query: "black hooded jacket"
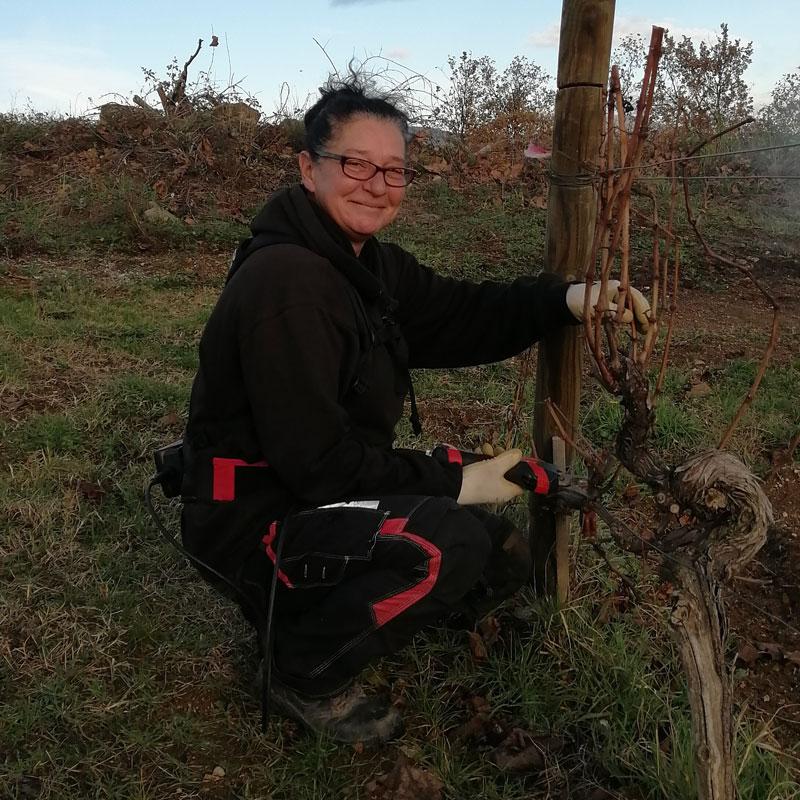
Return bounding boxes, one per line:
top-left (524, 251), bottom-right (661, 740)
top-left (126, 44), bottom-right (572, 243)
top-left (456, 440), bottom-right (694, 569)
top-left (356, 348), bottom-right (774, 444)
top-left (181, 185), bottom-right (577, 576)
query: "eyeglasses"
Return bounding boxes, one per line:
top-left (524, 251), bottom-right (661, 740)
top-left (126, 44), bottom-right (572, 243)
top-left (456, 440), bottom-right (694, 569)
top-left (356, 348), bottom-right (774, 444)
top-left (315, 150), bottom-right (417, 187)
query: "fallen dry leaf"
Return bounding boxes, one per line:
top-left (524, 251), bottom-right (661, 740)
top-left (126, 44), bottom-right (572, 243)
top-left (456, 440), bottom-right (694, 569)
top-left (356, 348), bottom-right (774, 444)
top-left (490, 728), bottom-right (563, 773)
top-left (158, 410), bottom-right (182, 428)
top-left (450, 694), bottom-right (498, 742)
top-left (737, 640), bottom-right (800, 667)
top-left (736, 641), bottom-right (759, 667)
top-left (367, 753), bottom-right (443, 800)
top-left (756, 641), bottom-right (785, 661)
top-left (76, 480), bottom-right (107, 503)
top-left (477, 615), bottom-right (501, 648)
top-left (197, 136), bottom-right (216, 166)
top-left (451, 713), bottom-right (487, 742)
top-left (622, 484), bottom-right (640, 503)
top-left (597, 593), bottom-right (626, 624)
top-left (467, 630), bottom-right (488, 662)
top-left (469, 695), bottom-right (491, 715)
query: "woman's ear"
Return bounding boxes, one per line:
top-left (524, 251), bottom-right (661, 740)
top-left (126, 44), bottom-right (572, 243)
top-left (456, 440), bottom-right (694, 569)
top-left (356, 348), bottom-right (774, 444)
top-left (298, 150), bottom-right (316, 193)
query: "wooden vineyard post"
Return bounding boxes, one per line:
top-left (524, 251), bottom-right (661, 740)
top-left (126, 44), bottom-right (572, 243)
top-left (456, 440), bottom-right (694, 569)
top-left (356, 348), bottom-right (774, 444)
top-left (530, 0), bottom-right (616, 597)
top-left (551, 436), bottom-right (570, 601)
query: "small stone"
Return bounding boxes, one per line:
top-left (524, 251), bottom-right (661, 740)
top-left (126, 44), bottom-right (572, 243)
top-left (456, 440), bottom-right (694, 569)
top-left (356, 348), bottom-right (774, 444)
top-left (212, 766), bottom-right (225, 778)
top-left (144, 201), bottom-right (181, 226)
top-left (763, 695), bottom-right (770, 703)
top-left (688, 381), bottom-right (712, 398)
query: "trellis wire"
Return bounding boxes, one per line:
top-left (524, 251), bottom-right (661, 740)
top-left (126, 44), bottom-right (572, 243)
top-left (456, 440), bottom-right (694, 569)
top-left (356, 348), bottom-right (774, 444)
top-left (606, 141), bottom-right (800, 174)
top-left (635, 174), bottom-right (800, 181)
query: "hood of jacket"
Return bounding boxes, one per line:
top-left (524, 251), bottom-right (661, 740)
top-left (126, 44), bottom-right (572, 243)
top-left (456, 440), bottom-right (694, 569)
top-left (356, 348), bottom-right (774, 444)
top-left (231, 185), bottom-right (392, 311)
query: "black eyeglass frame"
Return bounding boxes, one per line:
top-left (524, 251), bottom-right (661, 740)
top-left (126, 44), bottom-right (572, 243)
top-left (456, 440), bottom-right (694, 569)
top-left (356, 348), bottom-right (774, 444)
top-left (314, 150), bottom-right (418, 187)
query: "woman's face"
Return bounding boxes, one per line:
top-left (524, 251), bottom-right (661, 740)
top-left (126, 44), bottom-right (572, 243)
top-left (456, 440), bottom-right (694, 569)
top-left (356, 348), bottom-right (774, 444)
top-left (299, 114), bottom-right (407, 253)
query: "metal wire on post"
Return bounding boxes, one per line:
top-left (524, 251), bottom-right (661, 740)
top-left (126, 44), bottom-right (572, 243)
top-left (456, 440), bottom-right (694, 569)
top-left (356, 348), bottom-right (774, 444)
top-left (605, 140), bottom-right (800, 175)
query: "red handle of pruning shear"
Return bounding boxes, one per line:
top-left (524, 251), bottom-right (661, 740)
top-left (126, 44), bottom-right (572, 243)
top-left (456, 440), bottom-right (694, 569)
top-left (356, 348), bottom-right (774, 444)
top-left (428, 444), bottom-right (559, 496)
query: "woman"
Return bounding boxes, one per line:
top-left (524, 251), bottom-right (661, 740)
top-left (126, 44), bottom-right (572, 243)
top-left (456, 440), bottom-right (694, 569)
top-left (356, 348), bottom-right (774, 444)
top-left (181, 78), bottom-right (649, 745)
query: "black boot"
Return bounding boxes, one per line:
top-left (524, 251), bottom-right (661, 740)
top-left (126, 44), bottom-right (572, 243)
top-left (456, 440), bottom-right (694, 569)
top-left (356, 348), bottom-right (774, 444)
top-left (270, 677), bottom-right (404, 745)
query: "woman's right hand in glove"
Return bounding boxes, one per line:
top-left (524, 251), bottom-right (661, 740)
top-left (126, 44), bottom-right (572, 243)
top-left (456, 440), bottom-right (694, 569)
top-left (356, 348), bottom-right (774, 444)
top-left (457, 449), bottom-right (525, 506)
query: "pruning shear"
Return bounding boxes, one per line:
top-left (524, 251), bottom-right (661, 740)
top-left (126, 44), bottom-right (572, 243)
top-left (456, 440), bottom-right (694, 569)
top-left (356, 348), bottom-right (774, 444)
top-left (427, 444), bottom-right (592, 509)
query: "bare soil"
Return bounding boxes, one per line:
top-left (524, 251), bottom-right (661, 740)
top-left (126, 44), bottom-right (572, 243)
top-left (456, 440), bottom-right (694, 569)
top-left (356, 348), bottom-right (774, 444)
top-left (729, 462), bottom-right (800, 743)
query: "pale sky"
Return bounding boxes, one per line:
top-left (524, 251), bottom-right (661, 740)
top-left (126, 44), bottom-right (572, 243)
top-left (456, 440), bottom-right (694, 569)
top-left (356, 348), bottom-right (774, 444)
top-left (1, 0), bottom-right (795, 117)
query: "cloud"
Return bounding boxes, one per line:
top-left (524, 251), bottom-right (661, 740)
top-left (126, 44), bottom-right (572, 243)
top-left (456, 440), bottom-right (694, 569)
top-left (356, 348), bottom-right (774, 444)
top-left (528, 23), bottom-right (560, 48)
top-left (0, 40), bottom-right (137, 115)
top-left (612, 15), bottom-right (719, 45)
top-left (386, 48), bottom-right (411, 61)
top-left (528, 16), bottom-right (721, 51)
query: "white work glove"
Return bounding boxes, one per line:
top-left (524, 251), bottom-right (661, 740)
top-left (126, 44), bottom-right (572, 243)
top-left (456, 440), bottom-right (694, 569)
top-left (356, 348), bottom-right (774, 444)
top-left (457, 449), bottom-right (525, 506)
top-left (566, 280), bottom-right (650, 333)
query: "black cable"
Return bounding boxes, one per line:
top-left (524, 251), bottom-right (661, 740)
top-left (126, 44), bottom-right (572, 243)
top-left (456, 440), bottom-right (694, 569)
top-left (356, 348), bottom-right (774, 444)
top-left (261, 518), bottom-right (289, 732)
top-left (144, 472), bottom-right (284, 732)
top-left (145, 475), bottom-right (250, 599)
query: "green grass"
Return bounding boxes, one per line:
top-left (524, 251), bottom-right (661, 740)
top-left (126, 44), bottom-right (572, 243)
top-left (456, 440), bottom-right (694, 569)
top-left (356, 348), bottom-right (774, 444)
top-left (0, 177), bottom-right (249, 256)
top-left (389, 182), bottom-right (547, 282)
top-left (711, 359), bottom-right (800, 448)
top-left (12, 412), bottom-right (86, 454)
top-left (2, 182), bottom-right (799, 799)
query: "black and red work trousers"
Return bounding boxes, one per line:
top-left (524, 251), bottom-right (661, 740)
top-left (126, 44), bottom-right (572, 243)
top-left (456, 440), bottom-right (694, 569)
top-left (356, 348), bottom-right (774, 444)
top-left (247, 495), bottom-right (530, 697)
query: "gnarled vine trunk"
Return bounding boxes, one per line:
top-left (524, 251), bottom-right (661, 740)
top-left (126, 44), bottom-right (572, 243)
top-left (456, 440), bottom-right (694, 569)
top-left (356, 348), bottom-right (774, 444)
top-left (614, 362), bottom-right (774, 800)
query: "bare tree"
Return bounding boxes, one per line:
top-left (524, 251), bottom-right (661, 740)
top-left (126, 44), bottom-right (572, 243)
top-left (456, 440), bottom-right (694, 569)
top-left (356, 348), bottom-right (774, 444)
top-left (613, 24), bottom-right (754, 143)
top-left (436, 51), bottom-right (498, 138)
top-left (759, 65), bottom-right (800, 138)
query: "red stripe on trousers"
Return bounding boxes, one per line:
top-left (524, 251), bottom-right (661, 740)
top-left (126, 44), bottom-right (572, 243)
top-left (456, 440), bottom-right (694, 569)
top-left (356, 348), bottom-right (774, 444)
top-left (371, 516), bottom-right (442, 627)
top-left (212, 457), bottom-right (268, 502)
top-left (262, 520), bottom-right (294, 588)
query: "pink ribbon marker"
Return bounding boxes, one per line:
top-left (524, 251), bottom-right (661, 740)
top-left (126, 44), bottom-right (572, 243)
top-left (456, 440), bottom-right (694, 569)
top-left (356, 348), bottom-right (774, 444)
top-left (524, 142), bottom-right (552, 160)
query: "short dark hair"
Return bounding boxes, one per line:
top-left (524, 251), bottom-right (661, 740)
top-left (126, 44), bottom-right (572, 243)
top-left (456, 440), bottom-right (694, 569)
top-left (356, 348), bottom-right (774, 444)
top-left (303, 76), bottom-right (411, 155)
